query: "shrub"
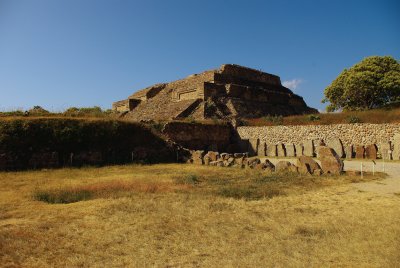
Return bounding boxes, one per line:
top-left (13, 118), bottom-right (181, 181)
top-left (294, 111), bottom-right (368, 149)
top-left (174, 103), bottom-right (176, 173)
top-left (307, 114), bottom-right (320, 121)
top-left (347, 115), bottom-right (362, 123)
top-left (28, 106), bottom-right (50, 115)
top-left (63, 106), bottom-right (110, 117)
top-left (263, 115), bottom-right (283, 125)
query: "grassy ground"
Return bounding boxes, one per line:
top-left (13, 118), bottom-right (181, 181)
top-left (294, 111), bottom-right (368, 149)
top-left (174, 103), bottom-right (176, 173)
top-left (0, 164), bottom-right (399, 267)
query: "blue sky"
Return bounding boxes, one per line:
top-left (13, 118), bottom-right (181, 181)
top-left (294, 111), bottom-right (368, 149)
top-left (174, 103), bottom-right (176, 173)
top-left (0, 0), bottom-right (399, 112)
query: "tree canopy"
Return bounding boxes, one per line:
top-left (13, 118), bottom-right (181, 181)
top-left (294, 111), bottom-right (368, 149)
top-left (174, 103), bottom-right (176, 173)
top-left (322, 56), bottom-right (400, 111)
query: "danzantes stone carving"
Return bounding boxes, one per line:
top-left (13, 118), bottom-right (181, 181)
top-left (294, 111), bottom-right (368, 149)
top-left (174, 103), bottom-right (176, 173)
top-left (113, 64), bottom-right (317, 121)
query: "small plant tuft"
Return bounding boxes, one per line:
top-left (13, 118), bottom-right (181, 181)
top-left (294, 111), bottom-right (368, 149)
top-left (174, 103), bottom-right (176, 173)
top-left (34, 189), bottom-right (92, 204)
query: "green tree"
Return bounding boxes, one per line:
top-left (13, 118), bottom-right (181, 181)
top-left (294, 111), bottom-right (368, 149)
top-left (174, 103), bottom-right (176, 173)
top-left (322, 56), bottom-right (400, 111)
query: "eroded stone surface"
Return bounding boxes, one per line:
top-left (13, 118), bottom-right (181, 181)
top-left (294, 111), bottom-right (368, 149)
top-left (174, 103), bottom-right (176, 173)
top-left (317, 146), bottom-right (343, 174)
top-left (313, 139), bottom-right (325, 158)
top-left (303, 140), bottom-right (314, 157)
top-left (191, 150), bottom-right (205, 165)
top-left (345, 145), bottom-right (353, 159)
top-left (296, 155), bottom-right (321, 175)
top-left (295, 144), bottom-right (303, 156)
top-left (277, 143), bottom-right (286, 157)
top-left (248, 139), bottom-right (259, 156)
top-left (257, 141), bottom-right (266, 157)
top-left (355, 146), bottom-right (365, 159)
top-left (380, 142), bottom-right (392, 160)
top-left (115, 64), bottom-right (317, 121)
top-left (285, 144), bottom-right (295, 157)
top-left (326, 138), bottom-right (344, 158)
top-left (266, 144), bottom-right (277, 157)
top-left (393, 134), bottom-right (400, 160)
top-left (365, 144), bottom-right (377, 159)
top-left (246, 158), bottom-right (261, 169)
top-left (275, 161), bottom-right (298, 173)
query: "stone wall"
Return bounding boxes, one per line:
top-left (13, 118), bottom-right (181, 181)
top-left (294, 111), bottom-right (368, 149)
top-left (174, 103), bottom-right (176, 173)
top-left (237, 123), bottom-right (400, 159)
top-left (0, 118), bottom-right (178, 171)
top-left (162, 121), bottom-right (233, 152)
top-left (237, 123), bottom-right (400, 146)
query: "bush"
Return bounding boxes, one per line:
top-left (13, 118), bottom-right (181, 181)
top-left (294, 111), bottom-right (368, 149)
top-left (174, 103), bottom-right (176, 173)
top-left (347, 115), bottom-right (362, 123)
top-left (262, 115), bottom-right (283, 125)
top-left (28, 106), bottom-right (50, 115)
top-left (63, 106), bottom-right (108, 117)
top-left (307, 114), bottom-right (320, 121)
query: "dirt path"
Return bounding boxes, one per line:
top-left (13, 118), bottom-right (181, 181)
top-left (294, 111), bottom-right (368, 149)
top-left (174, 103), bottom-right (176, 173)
top-left (343, 160), bottom-right (400, 195)
top-left (264, 158), bottom-right (400, 195)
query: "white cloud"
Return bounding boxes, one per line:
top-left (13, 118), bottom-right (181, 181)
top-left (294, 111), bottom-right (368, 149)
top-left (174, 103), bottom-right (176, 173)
top-left (282, 79), bottom-right (303, 91)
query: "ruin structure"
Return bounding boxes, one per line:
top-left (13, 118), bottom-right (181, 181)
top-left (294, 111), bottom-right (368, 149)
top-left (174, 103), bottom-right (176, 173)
top-left (113, 64), bottom-right (317, 120)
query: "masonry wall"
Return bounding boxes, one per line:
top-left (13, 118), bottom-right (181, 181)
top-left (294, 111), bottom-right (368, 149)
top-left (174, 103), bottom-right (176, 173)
top-left (237, 123), bottom-right (400, 147)
top-left (0, 118), bottom-right (178, 170)
top-left (162, 121), bottom-right (233, 152)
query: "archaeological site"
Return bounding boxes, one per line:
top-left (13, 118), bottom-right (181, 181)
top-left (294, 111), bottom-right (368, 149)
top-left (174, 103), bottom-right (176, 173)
top-left (1, 64), bottom-right (399, 172)
top-left (113, 64), bottom-right (317, 120)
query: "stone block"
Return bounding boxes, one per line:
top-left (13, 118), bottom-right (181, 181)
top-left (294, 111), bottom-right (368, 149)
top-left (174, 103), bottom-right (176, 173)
top-left (264, 159), bottom-right (275, 172)
top-left (234, 153), bottom-right (246, 158)
top-left (220, 153), bottom-right (230, 160)
top-left (393, 134), bottom-right (400, 160)
top-left (355, 146), bottom-right (365, 159)
top-left (303, 140), bottom-right (314, 157)
top-left (317, 146), bottom-right (344, 175)
top-left (210, 160), bottom-right (224, 167)
top-left (365, 144), bottom-right (377, 159)
top-left (296, 155), bottom-right (321, 175)
top-left (295, 144), bottom-right (303, 156)
top-left (326, 138), bottom-right (344, 158)
top-left (191, 150), bottom-right (205, 165)
top-left (248, 138), bottom-right (259, 156)
top-left (235, 156), bottom-right (247, 167)
top-left (257, 141), bottom-right (266, 157)
top-left (379, 142), bottom-right (392, 160)
top-left (277, 143), bottom-right (286, 157)
top-left (285, 144), bottom-right (296, 157)
top-left (313, 139), bottom-right (325, 158)
top-left (345, 145), bottom-right (353, 159)
top-left (224, 157), bottom-right (236, 167)
top-left (275, 161), bottom-right (298, 173)
top-left (204, 155), bottom-right (211, 165)
top-left (205, 151), bottom-right (220, 162)
top-left (246, 158), bottom-right (261, 169)
top-left (266, 144), bottom-right (277, 157)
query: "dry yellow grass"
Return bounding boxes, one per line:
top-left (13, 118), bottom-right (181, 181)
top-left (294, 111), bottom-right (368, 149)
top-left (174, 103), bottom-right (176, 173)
top-left (0, 164), bottom-right (399, 267)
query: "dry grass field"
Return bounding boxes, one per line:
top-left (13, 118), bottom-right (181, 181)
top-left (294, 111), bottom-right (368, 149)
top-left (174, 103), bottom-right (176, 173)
top-left (245, 105), bottom-right (400, 126)
top-left (0, 164), bottom-right (399, 267)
